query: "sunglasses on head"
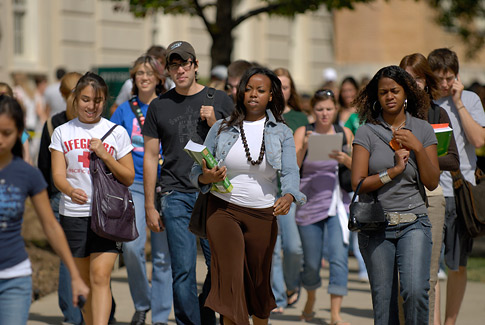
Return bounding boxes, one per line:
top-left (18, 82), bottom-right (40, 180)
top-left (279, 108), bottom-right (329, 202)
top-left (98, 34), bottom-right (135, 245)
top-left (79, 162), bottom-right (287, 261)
top-left (315, 89), bottom-right (334, 97)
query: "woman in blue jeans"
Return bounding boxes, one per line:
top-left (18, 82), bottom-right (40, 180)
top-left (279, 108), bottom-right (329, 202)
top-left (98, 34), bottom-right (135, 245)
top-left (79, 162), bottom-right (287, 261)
top-left (0, 95), bottom-right (89, 324)
top-left (352, 66), bottom-right (440, 324)
top-left (271, 67), bottom-right (308, 312)
top-left (293, 89), bottom-right (353, 324)
top-left (110, 54), bottom-right (173, 325)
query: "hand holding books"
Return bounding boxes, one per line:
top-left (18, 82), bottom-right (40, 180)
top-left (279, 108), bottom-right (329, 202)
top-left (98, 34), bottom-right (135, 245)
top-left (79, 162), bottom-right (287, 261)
top-left (184, 140), bottom-right (233, 193)
top-left (199, 158), bottom-right (227, 185)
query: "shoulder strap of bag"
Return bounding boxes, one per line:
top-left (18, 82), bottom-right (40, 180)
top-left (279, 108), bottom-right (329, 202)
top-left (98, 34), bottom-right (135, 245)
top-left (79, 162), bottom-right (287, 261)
top-left (352, 177), bottom-right (378, 203)
top-left (333, 123), bottom-right (347, 147)
top-left (47, 116), bottom-right (54, 137)
top-left (367, 123), bottom-right (428, 205)
top-left (204, 87), bottom-right (216, 106)
top-left (101, 125), bottom-right (118, 142)
top-left (128, 96), bottom-right (145, 128)
top-left (352, 178), bottom-right (365, 203)
top-left (305, 123), bottom-right (315, 132)
top-left (428, 103), bottom-right (441, 125)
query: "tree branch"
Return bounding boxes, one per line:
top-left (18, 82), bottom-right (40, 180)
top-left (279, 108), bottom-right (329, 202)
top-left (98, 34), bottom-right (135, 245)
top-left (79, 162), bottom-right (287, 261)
top-left (233, 3), bottom-right (283, 28)
top-left (192, 0), bottom-right (215, 37)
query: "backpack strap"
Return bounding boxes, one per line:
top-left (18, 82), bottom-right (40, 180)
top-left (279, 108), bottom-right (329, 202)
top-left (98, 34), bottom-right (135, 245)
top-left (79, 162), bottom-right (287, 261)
top-left (305, 123), bottom-right (315, 132)
top-left (428, 102), bottom-right (441, 124)
top-left (204, 87), bottom-right (216, 106)
top-left (333, 123), bottom-right (347, 148)
top-left (47, 116), bottom-right (54, 138)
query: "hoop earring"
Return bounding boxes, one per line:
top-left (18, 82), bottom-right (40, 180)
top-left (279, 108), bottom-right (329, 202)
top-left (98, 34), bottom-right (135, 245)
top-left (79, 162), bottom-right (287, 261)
top-left (424, 85), bottom-right (429, 94)
top-left (373, 101), bottom-right (380, 111)
top-left (404, 98), bottom-right (408, 110)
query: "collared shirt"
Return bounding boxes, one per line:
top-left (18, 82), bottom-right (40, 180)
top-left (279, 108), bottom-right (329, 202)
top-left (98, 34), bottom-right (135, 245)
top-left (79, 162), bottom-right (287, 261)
top-left (353, 112), bottom-right (437, 214)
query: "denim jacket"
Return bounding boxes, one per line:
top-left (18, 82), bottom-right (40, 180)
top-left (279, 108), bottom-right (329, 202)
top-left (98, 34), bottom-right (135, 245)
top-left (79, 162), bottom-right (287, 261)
top-left (190, 110), bottom-right (306, 205)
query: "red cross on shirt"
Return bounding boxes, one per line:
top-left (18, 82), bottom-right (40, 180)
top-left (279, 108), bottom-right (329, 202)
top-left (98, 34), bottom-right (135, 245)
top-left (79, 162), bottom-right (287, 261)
top-left (78, 151), bottom-right (90, 168)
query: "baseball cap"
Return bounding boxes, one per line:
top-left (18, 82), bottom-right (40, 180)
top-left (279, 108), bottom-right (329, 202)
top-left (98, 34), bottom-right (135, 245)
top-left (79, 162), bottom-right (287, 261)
top-left (166, 41), bottom-right (196, 62)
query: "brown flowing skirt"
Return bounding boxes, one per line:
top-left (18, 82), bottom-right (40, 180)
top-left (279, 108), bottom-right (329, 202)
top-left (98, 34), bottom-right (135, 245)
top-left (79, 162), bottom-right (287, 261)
top-left (205, 194), bottom-right (278, 325)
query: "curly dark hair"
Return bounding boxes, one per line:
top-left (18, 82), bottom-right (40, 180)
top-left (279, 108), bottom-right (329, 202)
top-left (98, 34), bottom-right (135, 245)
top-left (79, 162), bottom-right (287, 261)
top-left (219, 67), bottom-right (285, 132)
top-left (354, 65), bottom-right (429, 125)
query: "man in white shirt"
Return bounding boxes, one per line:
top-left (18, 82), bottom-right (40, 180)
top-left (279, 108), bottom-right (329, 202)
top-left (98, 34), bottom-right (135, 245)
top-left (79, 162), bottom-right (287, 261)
top-left (44, 68), bottom-right (66, 117)
top-left (428, 48), bottom-right (485, 325)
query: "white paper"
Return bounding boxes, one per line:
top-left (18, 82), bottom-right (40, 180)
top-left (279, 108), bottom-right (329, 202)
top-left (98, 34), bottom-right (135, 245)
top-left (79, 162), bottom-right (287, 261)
top-left (306, 133), bottom-right (343, 162)
top-left (184, 139), bottom-right (205, 153)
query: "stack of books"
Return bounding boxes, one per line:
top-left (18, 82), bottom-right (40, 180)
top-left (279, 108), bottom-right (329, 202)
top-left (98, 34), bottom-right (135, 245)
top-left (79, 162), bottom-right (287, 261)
top-left (432, 123), bottom-right (453, 157)
top-left (184, 140), bottom-right (233, 193)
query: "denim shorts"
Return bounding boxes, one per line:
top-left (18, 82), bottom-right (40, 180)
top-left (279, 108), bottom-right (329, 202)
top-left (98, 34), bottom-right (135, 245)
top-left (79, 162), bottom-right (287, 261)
top-left (60, 215), bottom-right (122, 257)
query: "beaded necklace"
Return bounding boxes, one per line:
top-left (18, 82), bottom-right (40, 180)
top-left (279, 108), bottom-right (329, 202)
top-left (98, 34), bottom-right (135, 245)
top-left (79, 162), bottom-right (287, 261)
top-left (239, 117), bottom-right (268, 166)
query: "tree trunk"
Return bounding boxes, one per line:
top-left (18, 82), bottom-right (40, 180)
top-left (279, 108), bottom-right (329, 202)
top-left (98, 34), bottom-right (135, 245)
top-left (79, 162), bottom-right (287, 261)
top-left (210, 0), bottom-right (235, 68)
top-left (210, 32), bottom-right (234, 68)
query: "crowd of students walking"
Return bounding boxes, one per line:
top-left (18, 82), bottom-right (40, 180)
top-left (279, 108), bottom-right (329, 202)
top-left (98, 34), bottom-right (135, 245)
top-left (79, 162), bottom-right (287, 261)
top-left (1, 41), bottom-right (484, 325)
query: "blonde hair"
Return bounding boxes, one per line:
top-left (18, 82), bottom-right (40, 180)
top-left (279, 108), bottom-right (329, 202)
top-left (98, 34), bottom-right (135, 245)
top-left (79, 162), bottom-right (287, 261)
top-left (0, 82), bottom-right (14, 97)
top-left (60, 72), bottom-right (82, 120)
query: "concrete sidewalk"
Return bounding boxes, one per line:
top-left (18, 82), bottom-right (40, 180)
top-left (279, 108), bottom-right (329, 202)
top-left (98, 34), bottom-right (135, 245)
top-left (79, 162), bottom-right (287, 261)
top-left (28, 255), bottom-right (485, 324)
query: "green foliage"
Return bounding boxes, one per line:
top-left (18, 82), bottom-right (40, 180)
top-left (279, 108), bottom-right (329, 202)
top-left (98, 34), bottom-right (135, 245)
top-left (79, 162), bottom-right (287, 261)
top-left (465, 257), bottom-right (485, 283)
top-left (428, 0), bottom-right (485, 58)
top-left (110, 0), bottom-right (485, 58)
top-left (111, 0), bottom-right (375, 18)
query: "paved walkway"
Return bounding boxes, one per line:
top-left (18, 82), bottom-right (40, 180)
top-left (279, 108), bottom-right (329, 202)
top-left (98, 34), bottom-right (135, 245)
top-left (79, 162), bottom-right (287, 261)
top-left (28, 255), bottom-right (485, 324)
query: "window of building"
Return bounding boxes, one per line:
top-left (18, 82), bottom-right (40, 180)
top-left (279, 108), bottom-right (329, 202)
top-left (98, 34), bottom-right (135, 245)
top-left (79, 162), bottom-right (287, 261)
top-left (13, 0), bottom-right (26, 55)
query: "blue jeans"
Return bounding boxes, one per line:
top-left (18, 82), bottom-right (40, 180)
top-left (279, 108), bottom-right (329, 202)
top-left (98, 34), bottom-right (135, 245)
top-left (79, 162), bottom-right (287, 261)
top-left (124, 181), bottom-right (173, 323)
top-left (358, 216), bottom-right (432, 325)
top-left (352, 232), bottom-right (368, 278)
top-left (0, 275), bottom-right (32, 325)
top-left (271, 203), bottom-right (303, 307)
top-left (298, 216), bottom-right (349, 296)
top-left (50, 192), bottom-right (83, 325)
top-left (160, 190), bottom-right (212, 325)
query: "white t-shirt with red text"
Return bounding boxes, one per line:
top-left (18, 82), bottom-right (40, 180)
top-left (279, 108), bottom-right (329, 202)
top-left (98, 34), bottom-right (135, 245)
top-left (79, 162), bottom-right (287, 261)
top-left (49, 117), bottom-right (133, 217)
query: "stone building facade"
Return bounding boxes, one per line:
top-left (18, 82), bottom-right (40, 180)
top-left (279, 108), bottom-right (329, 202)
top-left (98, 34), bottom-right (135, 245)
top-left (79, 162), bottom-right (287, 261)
top-left (1, 0), bottom-right (484, 95)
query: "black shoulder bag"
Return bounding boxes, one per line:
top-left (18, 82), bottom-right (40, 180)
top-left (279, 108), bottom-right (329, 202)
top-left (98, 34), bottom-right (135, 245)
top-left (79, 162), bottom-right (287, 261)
top-left (188, 87), bottom-right (216, 238)
top-left (348, 178), bottom-right (387, 232)
top-left (90, 125), bottom-right (138, 242)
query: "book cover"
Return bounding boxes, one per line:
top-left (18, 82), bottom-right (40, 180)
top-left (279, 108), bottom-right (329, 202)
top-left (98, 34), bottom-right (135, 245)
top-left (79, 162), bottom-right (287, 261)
top-left (184, 140), bottom-right (233, 193)
top-left (432, 123), bottom-right (452, 157)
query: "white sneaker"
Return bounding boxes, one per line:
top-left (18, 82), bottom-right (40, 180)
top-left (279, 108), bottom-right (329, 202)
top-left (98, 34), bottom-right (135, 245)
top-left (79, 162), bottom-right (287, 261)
top-left (438, 268), bottom-right (448, 280)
